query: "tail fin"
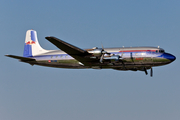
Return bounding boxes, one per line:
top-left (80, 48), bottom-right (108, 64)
top-left (23, 30), bottom-right (48, 57)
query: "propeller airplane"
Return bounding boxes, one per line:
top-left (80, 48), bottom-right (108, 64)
top-left (6, 30), bottom-right (176, 77)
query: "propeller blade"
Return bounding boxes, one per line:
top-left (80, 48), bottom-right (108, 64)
top-left (100, 54), bottom-right (104, 63)
top-left (121, 51), bottom-right (124, 57)
top-left (101, 42), bottom-right (104, 50)
top-left (121, 60), bottom-right (126, 70)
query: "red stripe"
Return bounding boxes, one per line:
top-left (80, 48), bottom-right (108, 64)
top-left (119, 50), bottom-right (156, 52)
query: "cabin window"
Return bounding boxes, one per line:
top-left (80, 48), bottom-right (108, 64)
top-left (141, 53), bottom-right (146, 56)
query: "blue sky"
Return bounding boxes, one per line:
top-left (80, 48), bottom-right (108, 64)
top-left (1, 0), bottom-right (180, 120)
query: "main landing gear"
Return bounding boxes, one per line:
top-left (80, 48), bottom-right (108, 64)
top-left (144, 67), bottom-right (153, 77)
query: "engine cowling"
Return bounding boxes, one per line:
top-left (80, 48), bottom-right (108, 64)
top-left (88, 48), bottom-right (104, 57)
top-left (103, 55), bottom-right (120, 62)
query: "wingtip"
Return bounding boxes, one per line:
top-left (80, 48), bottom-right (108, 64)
top-left (45, 36), bottom-right (53, 38)
top-left (45, 36), bottom-right (59, 42)
top-left (45, 36), bottom-right (53, 40)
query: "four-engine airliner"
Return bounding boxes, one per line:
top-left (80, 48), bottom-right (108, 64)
top-left (6, 30), bottom-right (176, 76)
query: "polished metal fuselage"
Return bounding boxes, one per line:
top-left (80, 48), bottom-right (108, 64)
top-left (25, 47), bottom-right (175, 71)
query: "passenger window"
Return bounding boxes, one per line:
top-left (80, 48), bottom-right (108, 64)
top-left (141, 53), bottom-right (145, 56)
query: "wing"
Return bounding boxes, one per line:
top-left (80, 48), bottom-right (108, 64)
top-left (45, 37), bottom-right (96, 65)
top-left (45, 37), bottom-right (88, 55)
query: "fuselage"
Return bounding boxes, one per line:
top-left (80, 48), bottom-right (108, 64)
top-left (26, 46), bottom-right (176, 71)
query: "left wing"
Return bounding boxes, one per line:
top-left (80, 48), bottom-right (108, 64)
top-left (45, 37), bottom-right (96, 65)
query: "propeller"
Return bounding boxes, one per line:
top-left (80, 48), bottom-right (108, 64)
top-left (119, 50), bottom-right (126, 70)
top-left (100, 43), bottom-right (109, 63)
top-left (100, 51), bottom-right (106, 63)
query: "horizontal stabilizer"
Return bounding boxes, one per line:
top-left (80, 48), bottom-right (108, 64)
top-left (5, 55), bottom-right (35, 61)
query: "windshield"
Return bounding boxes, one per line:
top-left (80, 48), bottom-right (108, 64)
top-left (159, 49), bottom-right (165, 53)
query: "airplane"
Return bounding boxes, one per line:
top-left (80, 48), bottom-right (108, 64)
top-left (5, 30), bottom-right (176, 77)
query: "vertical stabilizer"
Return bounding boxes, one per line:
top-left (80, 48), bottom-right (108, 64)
top-left (23, 30), bottom-right (48, 57)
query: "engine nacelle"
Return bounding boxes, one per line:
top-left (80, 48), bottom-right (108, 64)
top-left (88, 48), bottom-right (103, 57)
top-left (104, 55), bottom-right (120, 62)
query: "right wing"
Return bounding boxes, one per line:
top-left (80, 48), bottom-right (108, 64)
top-left (45, 36), bottom-right (89, 55)
top-left (45, 37), bottom-right (97, 65)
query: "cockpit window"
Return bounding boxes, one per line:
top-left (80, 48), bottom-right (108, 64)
top-left (159, 50), bottom-right (165, 53)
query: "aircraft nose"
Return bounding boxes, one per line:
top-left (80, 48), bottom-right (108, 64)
top-left (164, 53), bottom-right (176, 62)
